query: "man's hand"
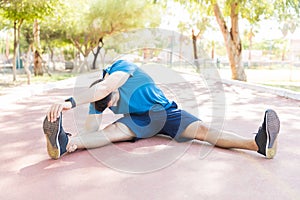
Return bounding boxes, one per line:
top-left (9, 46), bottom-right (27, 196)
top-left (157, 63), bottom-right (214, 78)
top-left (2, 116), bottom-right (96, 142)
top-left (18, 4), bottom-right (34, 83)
top-left (47, 101), bottom-right (72, 122)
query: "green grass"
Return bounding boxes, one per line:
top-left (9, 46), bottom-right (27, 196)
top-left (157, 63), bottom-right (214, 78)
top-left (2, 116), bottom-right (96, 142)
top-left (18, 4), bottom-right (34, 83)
top-left (0, 72), bottom-right (75, 94)
top-left (30, 73), bottom-right (75, 83)
top-left (263, 84), bottom-right (300, 92)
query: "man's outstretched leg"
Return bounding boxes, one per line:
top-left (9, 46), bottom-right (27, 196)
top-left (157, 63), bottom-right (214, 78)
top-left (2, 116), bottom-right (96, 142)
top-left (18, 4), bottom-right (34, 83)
top-left (43, 114), bottom-right (135, 159)
top-left (181, 109), bottom-right (280, 158)
top-left (67, 122), bottom-right (135, 150)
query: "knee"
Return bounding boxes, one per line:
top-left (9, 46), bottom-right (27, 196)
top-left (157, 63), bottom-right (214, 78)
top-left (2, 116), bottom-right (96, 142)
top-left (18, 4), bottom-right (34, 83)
top-left (103, 123), bottom-right (135, 142)
top-left (181, 121), bottom-right (208, 140)
top-left (195, 122), bottom-right (209, 140)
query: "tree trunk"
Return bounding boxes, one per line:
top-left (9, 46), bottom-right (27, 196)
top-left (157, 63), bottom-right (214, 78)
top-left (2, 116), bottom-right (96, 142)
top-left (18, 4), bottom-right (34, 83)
top-left (5, 33), bottom-right (10, 62)
top-left (12, 21), bottom-right (18, 82)
top-left (71, 38), bottom-right (90, 73)
top-left (192, 29), bottom-right (199, 71)
top-left (91, 37), bottom-right (104, 70)
top-left (92, 47), bottom-right (100, 70)
top-left (213, 3), bottom-right (247, 81)
top-left (49, 46), bottom-right (56, 71)
top-left (23, 44), bottom-right (33, 85)
top-left (282, 50), bottom-right (285, 61)
top-left (34, 50), bottom-right (43, 76)
top-left (33, 19), bottom-right (43, 76)
top-left (12, 20), bottom-right (24, 81)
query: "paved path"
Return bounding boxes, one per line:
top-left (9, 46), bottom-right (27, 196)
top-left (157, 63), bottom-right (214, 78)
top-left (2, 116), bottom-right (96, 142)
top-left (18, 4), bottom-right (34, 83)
top-left (0, 71), bottom-right (299, 200)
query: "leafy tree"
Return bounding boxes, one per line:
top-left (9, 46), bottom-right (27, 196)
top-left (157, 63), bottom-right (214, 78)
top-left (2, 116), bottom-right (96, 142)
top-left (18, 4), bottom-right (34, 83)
top-left (193, 0), bottom-right (300, 81)
top-left (38, 3), bottom-right (71, 71)
top-left (242, 24), bottom-right (259, 67)
top-left (0, 0), bottom-right (59, 82)
top-left (177, 1), bottom-right (212, 70)
top-left (62, 0), bottom-right (161, 72)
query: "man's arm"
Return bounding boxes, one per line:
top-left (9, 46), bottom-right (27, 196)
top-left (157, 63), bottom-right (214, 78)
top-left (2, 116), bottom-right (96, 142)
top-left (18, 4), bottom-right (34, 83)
top-left (47, 71), bottom-right (130, 122)
top-left (73, 71), bottom-right (129, 106)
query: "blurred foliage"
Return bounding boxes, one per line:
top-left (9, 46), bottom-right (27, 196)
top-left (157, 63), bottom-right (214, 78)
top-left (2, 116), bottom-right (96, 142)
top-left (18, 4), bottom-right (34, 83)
top-left (0, 0), bottom-right (162, 59)
top-left (0, 0), bottom-right (299, 64)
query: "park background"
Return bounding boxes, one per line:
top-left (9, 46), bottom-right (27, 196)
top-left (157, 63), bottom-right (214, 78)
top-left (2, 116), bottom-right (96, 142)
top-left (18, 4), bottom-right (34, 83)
top-left (0, 1), bottom-right (300, 200)
top-left (0, 0), bottom-right (300, 93)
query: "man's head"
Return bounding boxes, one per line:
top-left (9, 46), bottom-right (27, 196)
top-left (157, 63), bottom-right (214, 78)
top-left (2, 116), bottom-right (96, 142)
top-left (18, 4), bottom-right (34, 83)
top-left (89, 78), bottom-right (112, 112)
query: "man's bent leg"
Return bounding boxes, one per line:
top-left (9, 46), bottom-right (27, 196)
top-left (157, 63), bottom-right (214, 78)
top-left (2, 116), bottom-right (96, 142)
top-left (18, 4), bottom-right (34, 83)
top-left (181, 121), bottom-right (258, 151)
top-left (67, 122), bottom-right (135, 150)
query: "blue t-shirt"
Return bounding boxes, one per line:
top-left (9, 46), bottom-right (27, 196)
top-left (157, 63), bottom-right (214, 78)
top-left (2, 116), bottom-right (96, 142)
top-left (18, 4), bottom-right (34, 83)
top-left (89, 60), bottom-right (173, 114)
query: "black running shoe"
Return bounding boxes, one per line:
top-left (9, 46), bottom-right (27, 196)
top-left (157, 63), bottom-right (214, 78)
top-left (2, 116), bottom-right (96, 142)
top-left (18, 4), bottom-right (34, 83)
top-left (43, 113), bottom-right (69, 159)
top-left (255, 109), bottom-right (280, 159)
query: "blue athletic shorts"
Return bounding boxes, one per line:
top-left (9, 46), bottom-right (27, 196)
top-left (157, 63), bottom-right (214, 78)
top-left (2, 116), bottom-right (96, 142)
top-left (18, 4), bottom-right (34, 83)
top-left (116, 102), bottom-right (200, 142)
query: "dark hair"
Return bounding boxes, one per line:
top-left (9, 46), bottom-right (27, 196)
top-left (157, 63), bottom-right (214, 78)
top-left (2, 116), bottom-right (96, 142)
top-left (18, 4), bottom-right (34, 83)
top-left (89, 78), bottom-right (112, 112)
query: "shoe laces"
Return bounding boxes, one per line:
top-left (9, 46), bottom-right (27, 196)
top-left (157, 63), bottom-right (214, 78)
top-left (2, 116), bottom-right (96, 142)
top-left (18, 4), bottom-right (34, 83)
top-left (253, 126), bottom-right (262, 134)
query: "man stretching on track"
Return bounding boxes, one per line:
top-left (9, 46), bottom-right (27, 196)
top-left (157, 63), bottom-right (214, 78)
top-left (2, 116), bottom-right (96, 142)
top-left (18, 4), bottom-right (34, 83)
top-left (43, 60), bottom-right (280, 160)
